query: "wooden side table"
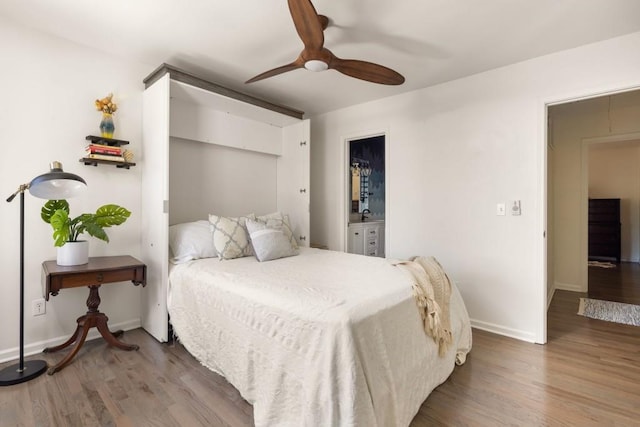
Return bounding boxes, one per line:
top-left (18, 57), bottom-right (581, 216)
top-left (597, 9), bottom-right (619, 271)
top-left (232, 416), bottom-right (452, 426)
top-left (42, 255), bottom-right (146, 375)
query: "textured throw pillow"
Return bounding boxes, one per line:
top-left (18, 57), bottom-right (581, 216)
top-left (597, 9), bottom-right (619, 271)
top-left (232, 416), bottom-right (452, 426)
top-left (209, 214), bottom-right (256, 260)
top-left (168, 220), bottom-right (217, 264)
top-left (256, 212), bottom-right (298, 249)
top-left (246, 218), bottom-right (298, 262)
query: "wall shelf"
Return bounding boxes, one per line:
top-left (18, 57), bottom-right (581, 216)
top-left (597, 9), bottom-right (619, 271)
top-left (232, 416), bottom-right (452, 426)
top-left (81, 135), bottom-right (135, 169)
top-left (79, 158), bottom-right (136, 169)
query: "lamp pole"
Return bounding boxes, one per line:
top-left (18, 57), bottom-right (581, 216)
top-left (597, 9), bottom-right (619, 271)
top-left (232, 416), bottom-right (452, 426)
top-left (0, 188), bottom-right (48, 385)
top-left (0, 163), bottom-right (86, 386)
top-left (19, 190), bottom-right (26, 372)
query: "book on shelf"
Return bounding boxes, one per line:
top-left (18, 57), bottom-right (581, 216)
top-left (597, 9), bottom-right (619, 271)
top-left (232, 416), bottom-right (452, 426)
top-left (85, 144), bottom-right (122, 155)
top-left (84, 153), bottom-right (126, 162)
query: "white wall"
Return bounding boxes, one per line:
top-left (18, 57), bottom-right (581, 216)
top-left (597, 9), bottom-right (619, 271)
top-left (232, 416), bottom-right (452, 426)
top-left (550, 92), bottom-right (640, 292)
top-left (0, 17), bottom-right (151, 361)
top-left (310, 32), bottom-right (640, 343)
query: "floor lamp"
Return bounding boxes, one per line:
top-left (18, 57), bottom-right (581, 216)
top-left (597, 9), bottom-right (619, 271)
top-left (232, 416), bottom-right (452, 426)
top-left (0, 162), bottom-right (86, 386)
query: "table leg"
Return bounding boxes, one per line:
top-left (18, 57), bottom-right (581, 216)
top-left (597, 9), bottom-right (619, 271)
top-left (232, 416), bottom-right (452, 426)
top-left (96, 317), bottom-right (139, 351)
top-left (43, 321), bottom-right (82, 353)
top-left (45, 284), bottom-right (139, 374)
top-left (46, 319), bottom-right (91, 375)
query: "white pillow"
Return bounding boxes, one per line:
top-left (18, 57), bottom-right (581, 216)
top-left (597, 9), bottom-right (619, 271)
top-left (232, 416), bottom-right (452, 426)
top-left (256, 212), bottom-right (298, 249)
top-left (209, 213), bottom-right (256, 260)
top-left (246, 218), bottom-right (298, 262)
top-left (168, 220), bottom-right (216, 264)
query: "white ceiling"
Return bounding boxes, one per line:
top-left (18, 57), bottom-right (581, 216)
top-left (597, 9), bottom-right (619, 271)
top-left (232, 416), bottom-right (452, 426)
top-left (2, 0), bottom-right (640, 116)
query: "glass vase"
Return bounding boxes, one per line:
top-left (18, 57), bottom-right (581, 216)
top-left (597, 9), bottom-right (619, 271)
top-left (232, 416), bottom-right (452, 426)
top-left (99, 113), bottom-right (115, 139)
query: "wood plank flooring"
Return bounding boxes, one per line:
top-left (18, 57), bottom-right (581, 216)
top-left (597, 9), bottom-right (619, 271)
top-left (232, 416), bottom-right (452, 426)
top-left (1, 290), bottom-right (639, 426)
top-left (417, 289), bottom-right (640, 426)
top-left (589, 261), bottom-right (640, 305)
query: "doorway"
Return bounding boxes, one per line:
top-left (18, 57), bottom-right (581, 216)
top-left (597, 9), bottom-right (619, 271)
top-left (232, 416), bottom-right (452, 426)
top-left (586, 136), bottom-right (640, 305)
top-left (547, 91), bottom-right (640, 309)
top-left (348, 135), bottom-right (385, 221)
top-left (345, 134), bottom-right (387, 257)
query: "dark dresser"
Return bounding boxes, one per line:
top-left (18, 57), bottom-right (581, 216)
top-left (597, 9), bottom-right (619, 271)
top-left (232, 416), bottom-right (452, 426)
top-left (588, 198), bottom-right (621, 262)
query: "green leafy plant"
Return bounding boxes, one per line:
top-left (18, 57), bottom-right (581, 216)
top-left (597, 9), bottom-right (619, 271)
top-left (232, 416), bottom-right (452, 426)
top-left (41, 199), bottom-right (131, 247)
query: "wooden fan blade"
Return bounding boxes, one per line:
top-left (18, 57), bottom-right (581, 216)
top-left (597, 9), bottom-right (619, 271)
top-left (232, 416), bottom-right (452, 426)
top-left (330, 56), bottom-right (405, 85)
top-left (318, 14), bottom-right (329, 31)
top-left (245, 59), bottom-right (304, 84)
top-left (288, 0), bottom-right (324, 50)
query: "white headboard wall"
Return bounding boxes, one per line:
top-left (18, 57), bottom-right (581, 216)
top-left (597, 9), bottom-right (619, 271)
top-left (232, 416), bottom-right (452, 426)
top-left (169, 137), bottom-right (278, 225)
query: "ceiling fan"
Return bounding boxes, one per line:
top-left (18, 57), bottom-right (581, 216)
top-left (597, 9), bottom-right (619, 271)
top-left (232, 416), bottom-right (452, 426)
top-left (246, 0), bottom-right (405, 85)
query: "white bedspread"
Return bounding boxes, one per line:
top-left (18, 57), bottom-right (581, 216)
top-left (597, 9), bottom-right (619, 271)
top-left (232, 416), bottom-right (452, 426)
top-left (168, 248), bottom-right (472, 427)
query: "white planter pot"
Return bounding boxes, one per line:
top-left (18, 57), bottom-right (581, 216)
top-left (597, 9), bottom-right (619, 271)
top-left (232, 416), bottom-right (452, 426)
top-left (57, 241), bottom-right (89, 266)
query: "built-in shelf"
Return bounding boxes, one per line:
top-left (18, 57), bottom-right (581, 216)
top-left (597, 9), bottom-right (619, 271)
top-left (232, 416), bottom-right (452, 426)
top-left (80, 135), bottom-right (136, 169)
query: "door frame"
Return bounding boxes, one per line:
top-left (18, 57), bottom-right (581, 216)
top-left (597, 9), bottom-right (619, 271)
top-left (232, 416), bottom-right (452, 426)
top-left (342, 129), bottom-right (390, 255)
top-left (542, 86), bottom-right (640, 344)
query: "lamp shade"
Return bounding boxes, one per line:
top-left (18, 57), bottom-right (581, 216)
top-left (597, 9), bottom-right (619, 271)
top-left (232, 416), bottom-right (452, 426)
top-left (29, 161), bottom-right (86, 200)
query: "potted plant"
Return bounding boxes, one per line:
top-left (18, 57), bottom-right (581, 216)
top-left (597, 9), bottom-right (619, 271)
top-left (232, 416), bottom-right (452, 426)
top-left (41, 199), bottom-right (131, 266)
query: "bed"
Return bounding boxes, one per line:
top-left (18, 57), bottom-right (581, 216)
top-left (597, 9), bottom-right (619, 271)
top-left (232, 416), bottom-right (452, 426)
top-left (167, 237), bottom-right (472, 427)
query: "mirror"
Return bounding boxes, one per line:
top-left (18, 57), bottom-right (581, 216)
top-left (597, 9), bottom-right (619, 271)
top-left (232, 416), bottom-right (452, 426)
top-left (348, 135), bottom-right (385, 217)
top-left (351, 159), bottom-right (371, 212)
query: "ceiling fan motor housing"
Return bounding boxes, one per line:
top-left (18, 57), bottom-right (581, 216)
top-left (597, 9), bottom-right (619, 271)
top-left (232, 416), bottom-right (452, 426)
top-left (304, 59), bottom-right (328, 72)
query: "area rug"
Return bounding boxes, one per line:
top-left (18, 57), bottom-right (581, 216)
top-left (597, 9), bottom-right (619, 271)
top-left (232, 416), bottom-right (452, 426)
top-left (587, 261), bottom-right (617, 268)
top-left (578, 298), bottom-right (640, 326)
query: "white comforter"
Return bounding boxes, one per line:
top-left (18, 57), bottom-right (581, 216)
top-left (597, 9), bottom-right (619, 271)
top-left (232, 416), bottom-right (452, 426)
top-left (168, 248), bottom-right (472, 427)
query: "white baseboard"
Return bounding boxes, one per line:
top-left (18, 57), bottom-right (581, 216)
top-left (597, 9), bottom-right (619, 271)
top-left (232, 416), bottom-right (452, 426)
top-left (470, 318), bottom-right (537, 343)
top-left (547, 286), bottom-right (556, 309)
top-left (554, 281), bottom-right (585, 292)
top-left (0, 318), bottom-right (141, 364)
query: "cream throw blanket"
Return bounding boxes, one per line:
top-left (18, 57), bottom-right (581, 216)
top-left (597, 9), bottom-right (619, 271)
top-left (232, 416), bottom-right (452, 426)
top-left (391, 256), bottom-right (453, 356)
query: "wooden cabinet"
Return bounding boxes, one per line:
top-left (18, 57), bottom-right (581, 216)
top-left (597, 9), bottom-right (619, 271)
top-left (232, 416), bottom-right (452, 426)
top-left (140, 64), bottom-right (310, 342)
top-left (588, 198), bottom-right (621, 262)
top-left (348, 222), bottom-right (384, 257)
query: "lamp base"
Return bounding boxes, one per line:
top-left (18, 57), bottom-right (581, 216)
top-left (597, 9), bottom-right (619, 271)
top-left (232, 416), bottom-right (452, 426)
top-left (0, 359), bottom-right (47, 386)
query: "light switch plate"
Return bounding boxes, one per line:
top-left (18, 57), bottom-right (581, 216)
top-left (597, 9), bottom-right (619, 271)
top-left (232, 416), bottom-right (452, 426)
top-left (497, 203), bottom-right (506, 216)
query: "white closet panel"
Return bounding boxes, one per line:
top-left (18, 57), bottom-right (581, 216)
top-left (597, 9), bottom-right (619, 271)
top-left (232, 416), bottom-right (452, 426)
top-left (278, 120), bottom-right (310, 245)
top-left (140, 73), bottom-right (170, 342)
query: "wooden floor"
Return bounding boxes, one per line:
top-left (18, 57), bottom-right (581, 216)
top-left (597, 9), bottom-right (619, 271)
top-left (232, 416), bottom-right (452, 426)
top-left (1, 290), bottom-right (639, 426)
top-left (589, 261), bottom-right (640, 305)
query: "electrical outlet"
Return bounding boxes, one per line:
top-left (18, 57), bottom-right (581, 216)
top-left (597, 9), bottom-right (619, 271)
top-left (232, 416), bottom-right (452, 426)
top-left (32, 298), bottom-right (46, 316)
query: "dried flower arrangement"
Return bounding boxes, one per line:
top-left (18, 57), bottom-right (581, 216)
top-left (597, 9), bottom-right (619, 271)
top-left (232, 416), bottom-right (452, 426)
top-left (95, 93), bottom-right (118, 114)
